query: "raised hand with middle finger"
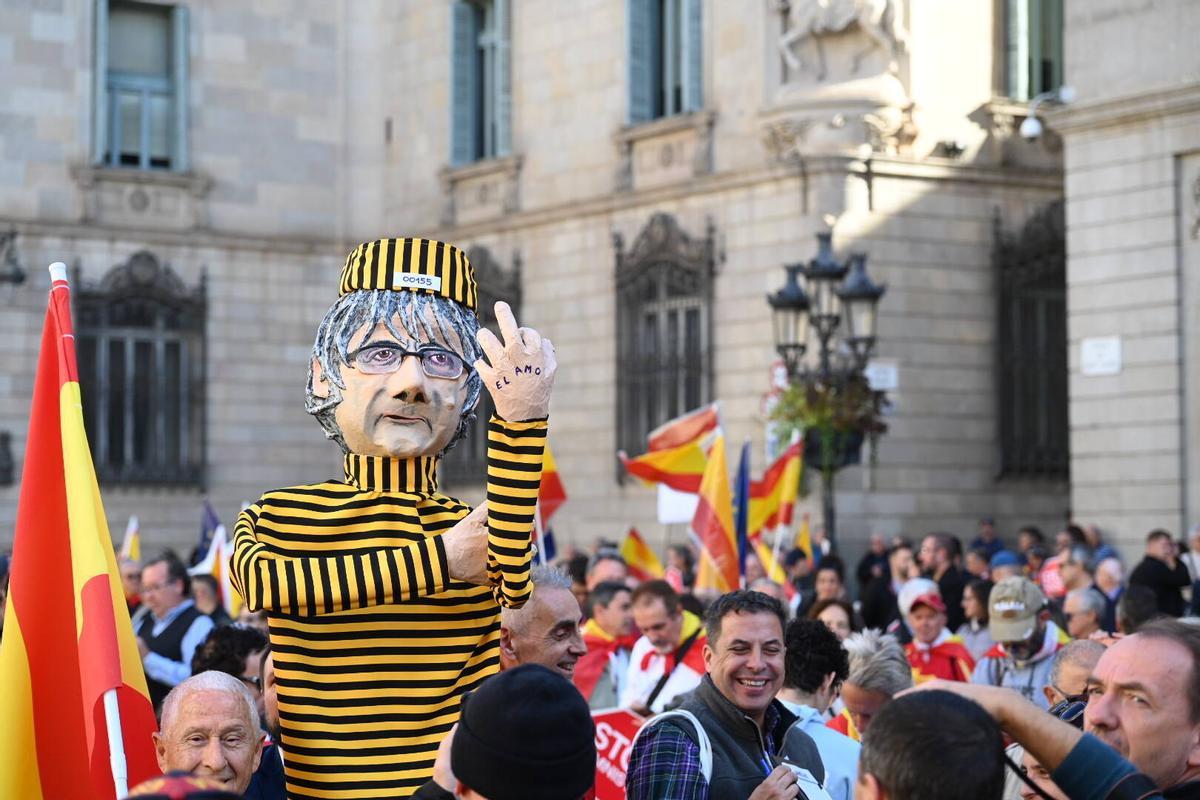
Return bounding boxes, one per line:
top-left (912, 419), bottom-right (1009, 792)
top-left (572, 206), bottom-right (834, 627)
top-left (475, 301), bottom-right (557, 421)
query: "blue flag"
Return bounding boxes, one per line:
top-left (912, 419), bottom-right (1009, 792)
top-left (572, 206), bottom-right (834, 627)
top-left (734, 440), bottom-right (751, 588)
top-left (541, 527), bottom-right (558, 563)
top-left (194, 499), bottom-right (221, 566)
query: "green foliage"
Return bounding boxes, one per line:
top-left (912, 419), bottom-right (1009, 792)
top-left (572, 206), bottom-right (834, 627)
top-left (770, 374), bottom-right (888, 476)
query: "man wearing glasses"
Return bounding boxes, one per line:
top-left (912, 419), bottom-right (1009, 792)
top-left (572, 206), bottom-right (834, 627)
top-left (230, 238), bottom-right (555, 799)
top-left (135, 551), bottom-right (215, 710)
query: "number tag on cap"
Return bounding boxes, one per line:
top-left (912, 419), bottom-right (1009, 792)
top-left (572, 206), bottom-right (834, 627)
top-left (394, 272), bottom-right (442, 292)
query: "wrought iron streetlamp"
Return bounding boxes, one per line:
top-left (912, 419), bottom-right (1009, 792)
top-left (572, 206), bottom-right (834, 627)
top-left (767, 233), bottom-right (887, 552)
top-left (837, 253), bottom-right (886, 372)
top-left (767, 263), bottom-right (810, 380)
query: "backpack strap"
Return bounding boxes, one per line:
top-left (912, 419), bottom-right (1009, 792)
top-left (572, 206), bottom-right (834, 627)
top-left (631, 709), bottom-right (713, 784)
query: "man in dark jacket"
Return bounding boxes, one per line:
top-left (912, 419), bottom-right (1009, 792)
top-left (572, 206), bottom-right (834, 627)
top-left (860, 542), bottom-right (914, 633)
top-left (1130, 529), bottom-right (1191, 618)
top-left (626, 590), bottom-right (827, 800)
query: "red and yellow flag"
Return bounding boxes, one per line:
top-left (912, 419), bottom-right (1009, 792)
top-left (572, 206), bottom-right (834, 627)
top-left (537, 444), bottom-right (567, 531)
top-left (618, 438), bottom-right (707, 493)
top-left (620, 527), bottom-right (664, 582)
top-left (747, 441), bottom-right (802, 540)
top-left (646, 403), bottom-right (719, 452)
top-left (618, 404), bottom-right (719, 493)
top-left (689, 435), bottom-right (738, 592)
top-left (796, 512), bottom-right (813, 557)
top-left (0, 266), bottom-right (159, 799)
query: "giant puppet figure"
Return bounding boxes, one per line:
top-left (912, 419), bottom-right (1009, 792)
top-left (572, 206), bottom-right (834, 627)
top-left (231, 238), bottom-right (555, 798)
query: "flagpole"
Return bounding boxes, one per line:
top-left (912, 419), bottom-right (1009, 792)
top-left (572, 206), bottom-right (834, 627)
top-left (533, 504), bottom-right (548, 566)
top-left (103, 687), bottom-right (129, 797)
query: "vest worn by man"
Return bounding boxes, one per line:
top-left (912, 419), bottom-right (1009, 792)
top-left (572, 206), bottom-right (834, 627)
top-left (138, 604), bottom-right (202, 708)
top-left (672, 676), bottom-right (826, 800)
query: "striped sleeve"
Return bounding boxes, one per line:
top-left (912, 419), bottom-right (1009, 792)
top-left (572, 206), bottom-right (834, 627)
top-left (230, 504), bottom-right (449, 616)
top-left (485, 415), bottom-right (546, 609)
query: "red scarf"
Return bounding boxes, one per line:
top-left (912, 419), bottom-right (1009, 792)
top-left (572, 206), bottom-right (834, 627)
top-left (573, 619), bottom-right (636, 699)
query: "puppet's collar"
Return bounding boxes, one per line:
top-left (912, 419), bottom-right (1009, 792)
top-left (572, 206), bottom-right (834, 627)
top-left (343, 453), bottom-right (439, 494)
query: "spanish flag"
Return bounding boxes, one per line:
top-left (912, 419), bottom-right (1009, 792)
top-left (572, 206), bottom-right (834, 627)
top-left (689, 435), bottom-right (738, 592)
top-left (747, 441), bottom-right (802, 541)
top-left (0, 265), bottom-right (159, 799)
top-left (620, 527), bottom-right (664, 582)
top-left (617, 404), bottom-right (719, 493)
top-left (646, 402), bottom-right (719, 452)
top-left (537, 444), bottom-right (567, 531)
top-left (618, 438), bottom-right (708, 493)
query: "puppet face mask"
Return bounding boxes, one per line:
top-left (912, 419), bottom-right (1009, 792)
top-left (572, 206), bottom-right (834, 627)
top-left (310, 301), bottom-right (476, 459)
top-left (333, 317), bottom-right (470, 458)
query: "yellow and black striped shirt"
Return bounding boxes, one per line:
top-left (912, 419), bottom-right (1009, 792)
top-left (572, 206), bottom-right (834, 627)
top-left (231, 416), bottom-right (545, 799)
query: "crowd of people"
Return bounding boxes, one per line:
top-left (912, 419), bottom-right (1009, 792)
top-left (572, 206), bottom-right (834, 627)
top-left (8, 516), bottom-right (1200, 798)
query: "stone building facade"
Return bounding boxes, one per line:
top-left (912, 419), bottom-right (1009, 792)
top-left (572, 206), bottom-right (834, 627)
top-left (1049, 0), bottom-right (1200, 545)
top-left (9, 0), bottom-right (1176, 567)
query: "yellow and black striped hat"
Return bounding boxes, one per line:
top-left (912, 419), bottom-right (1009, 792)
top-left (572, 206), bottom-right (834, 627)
top-left (338, 237), bottom-right (477, 311)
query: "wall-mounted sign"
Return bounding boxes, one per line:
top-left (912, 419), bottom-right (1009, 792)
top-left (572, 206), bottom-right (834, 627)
top-left (864, 359), bottom-right (899, 391)
top-left (1080, 336), bottom-right (1122, 376)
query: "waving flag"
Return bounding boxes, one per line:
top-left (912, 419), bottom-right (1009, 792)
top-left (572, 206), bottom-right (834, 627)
top-left (646, 403), bottom-right (719, 452)
top-left (618, 438), bottom-right (708, 493)
top-left (0, 264), bottom-right (159, 799)
top-left (618, 404), bottom-right (720, 494)
top-left (118, 515), bottom-right (141, 562)
top-left (689, 435), bottom-right (738, 592)
top-left (748, 441), bottom-right (802, 541)
top-left (734, 441), bottom-right (750, 588)
top-left (537, 445), bottom-right (567, 531)
top-left (193, 500), bottom-right (221, 567)
top-left (190, 525), bottom-right (242, 619)
top-left (532, 445), bottom-right (566, 563)
top-left (620, 527), bottom-right (664, 582)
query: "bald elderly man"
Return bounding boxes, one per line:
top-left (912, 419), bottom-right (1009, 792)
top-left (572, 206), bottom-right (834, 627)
top-left (153, 670), bottom-right (264, 795)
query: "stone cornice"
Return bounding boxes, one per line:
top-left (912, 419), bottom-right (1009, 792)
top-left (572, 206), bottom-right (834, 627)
top-left (0, 216), bottom-right (340, 256)
top-left (1044, 82), bottom-right (1200, 135)
top-left (434, 155), bottom-right (1061, 240)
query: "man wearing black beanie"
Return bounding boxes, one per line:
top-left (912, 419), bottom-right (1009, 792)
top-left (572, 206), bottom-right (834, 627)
top-left (414, 663), bottom-right (597, 800)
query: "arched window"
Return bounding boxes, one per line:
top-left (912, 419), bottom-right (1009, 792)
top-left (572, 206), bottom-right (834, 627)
top-left (75, 251), bottom-right (206, 485)
top-left (614, 213), bottom-right (715, 477)
top-left (441, 246), bottom-right (521, 487)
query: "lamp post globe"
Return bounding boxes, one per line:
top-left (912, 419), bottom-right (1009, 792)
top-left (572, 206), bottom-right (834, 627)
top-left (836, 252), bottom-right (887, 371)
top-left (767, 263), bottom-right (811, 381)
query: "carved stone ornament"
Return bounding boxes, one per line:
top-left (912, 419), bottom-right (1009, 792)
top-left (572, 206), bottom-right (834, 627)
top-left (613, 212), bottom-right (715, 292)
top-left (863, 102), bottom-right (917, 155)
top-left (777, 0), bottom-right (909, 82)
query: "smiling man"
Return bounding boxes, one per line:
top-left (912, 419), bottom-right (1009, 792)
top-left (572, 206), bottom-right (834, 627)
top-left (154, 671), bottom-right (264, 795)
top-left (499, 564), bottom-right (587, 680)
top-left (626, 590), bottom-right (826, 800)
top-left (231, 238), bottom-right (555, 798)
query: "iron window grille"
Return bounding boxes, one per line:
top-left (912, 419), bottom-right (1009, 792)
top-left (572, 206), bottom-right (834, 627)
top-left (74, 251), bottom-right (206, 486)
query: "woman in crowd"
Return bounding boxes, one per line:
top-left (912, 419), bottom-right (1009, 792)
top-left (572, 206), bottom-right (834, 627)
top-left (956, 578), bottom-right (995, 662)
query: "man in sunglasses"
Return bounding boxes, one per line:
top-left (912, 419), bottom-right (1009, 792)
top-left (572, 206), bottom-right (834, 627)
top-left (231, 238), bottom-right (556, 799)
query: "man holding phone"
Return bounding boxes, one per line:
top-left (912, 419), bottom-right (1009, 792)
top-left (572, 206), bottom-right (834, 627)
top-left (626, 591), bottom-right (829, 799)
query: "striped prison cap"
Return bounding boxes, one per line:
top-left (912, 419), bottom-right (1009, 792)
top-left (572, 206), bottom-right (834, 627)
top-left (339, 237), bottom-right (477, 311)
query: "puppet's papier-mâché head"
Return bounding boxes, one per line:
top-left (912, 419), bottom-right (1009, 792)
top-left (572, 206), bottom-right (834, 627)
top-left (304, 239), bottom-right (483, 457)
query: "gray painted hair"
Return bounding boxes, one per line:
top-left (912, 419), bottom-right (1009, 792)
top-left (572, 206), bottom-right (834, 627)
top-left (1048, 638), bottom-right (1106, 688)
top-left (160, 670), bottom-right (258, 733)
top-left (844, 629), bottom-right (913, 697)
top-left (305, 289), bottom-right (483, 454)
top-left (501, 564), bottom-right (574, 631)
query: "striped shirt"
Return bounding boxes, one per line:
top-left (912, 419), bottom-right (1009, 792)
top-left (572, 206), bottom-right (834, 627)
top-left (231, 416), bottom-right (545, 799)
